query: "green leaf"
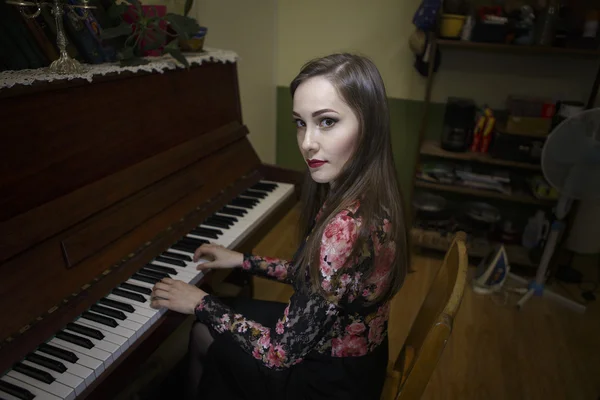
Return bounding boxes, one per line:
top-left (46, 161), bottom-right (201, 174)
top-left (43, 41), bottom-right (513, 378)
top-left (107, 2), bottom-right (128, 22)
top-left (164, 46), bottom-right (190, 68)
top-left (100, 21), bottom-right (132, 40)
top-left (142, 29), bottom-right (166, 51)
top-left (183, 0), bottom-right (193, 17)
top-left (118, 46), bottom-right (135, 60)
top-left (165, 13), bottom-right (200, 41)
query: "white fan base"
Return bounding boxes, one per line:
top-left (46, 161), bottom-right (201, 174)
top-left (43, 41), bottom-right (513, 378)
top-left (509, 272), bottom-right (586, 313)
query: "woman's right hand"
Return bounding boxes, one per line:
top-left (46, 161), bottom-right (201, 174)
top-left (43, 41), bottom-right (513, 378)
top-left (193, 243), bottom-right (244, 270)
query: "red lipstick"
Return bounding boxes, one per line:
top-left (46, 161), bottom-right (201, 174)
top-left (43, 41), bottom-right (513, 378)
top-left (307, 159), bottom-right (326, 168)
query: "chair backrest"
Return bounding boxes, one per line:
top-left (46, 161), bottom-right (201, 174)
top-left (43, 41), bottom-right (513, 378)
top-left (393, 231), bottom-right (469, 400)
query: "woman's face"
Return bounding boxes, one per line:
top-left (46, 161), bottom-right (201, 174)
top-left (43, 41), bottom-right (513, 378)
top-left (293, 76), bottom-right (360, 185)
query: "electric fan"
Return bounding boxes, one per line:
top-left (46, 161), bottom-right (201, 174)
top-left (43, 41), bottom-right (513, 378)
top-left (512, 107), bottom-right (600, 312)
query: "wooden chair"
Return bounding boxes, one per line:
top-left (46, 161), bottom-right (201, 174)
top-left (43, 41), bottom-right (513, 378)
top-left (382, 232), bottom-right (469, 400)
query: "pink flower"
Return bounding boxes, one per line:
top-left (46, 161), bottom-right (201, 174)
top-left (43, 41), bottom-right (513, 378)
top-left (368, 317), bottom-right (385, 344)
top-left (252, 347), bottom-right (262, 360)
top-left (237, 322), bottom-right (248, 333)
top-left (343, 335), bottom-right (368, 356)
top-left (340, 273), bottom-right (352, 286)
top-left (332, 335), bottom-right (368, 357)
top-left (345, 321), bottom-right (366, 335)
top-left (273, 264), bottom-right (287, 280)
top-left (266, 345), bottom-right (286, 368)
top-left (332, 338), bottom-right (344, 356)
top-left (383, 219), bottom-right (391, 233)
top-left (321, 279), bottom-right (332, 292)
top-left (320, 261), bottom-right (334, 278)
top-left (258, 332), bottom-right (271, 349)
top-left (276, 320), bottom-right (284, 334)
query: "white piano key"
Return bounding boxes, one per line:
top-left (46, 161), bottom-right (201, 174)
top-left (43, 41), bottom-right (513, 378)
top-left (7, 370), bottom-right (75, 400)
top-left (1, 375), bottom-right (62, 400)
top-left (21, 359), bottom-right (86, 397)
top-left (49, 339), bottom-right (106, 375)
top-left (33, 350), bottom-right (95, 387)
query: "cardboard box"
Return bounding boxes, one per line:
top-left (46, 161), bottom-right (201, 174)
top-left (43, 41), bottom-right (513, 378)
top-left (503, 116), bottom-right (551, 137)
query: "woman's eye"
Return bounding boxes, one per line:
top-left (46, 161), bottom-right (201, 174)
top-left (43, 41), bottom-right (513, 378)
top-left (320, 118), bottom-right (337, 128)
top-left (294, 119), bottom-right (306, 128)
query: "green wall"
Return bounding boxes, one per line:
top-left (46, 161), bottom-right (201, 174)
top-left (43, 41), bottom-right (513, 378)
top-left (275, 86), bottom-right (446, 195)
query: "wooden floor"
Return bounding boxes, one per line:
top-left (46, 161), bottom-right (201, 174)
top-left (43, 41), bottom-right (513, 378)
top-left (251, 204), bottom-right (600, 400)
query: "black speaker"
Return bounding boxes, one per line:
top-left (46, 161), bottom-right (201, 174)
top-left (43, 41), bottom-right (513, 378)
top-left (440, 97), bottom-right (476, 152)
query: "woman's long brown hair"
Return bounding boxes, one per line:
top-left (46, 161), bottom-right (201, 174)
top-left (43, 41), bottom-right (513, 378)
top-left (291, 53), bottom-right (409, 306)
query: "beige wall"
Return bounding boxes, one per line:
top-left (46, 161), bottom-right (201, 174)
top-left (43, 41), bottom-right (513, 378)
top-left (182, 0), bottom-right (277, 163)
top-left (276, 0), bottom-right (597, 108)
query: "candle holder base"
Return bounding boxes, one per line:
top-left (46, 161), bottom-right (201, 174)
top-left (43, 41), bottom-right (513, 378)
top-left (49, 54), bottom-right (86, 74)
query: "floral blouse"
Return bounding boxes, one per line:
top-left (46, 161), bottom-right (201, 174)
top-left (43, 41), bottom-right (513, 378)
top-left (195, 204), bottom-right (396, 370)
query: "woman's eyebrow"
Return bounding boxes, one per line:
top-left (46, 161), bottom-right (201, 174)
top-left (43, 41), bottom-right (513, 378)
top-left (292, 109), bottom-right (339, 118)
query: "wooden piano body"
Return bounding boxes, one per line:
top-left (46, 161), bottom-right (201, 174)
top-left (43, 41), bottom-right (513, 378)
top-left (0, 53), bottom-right (301, 400)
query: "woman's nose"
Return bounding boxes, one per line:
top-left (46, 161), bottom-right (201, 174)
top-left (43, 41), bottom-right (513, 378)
top-left (301, 129), bottom-right (319, 153)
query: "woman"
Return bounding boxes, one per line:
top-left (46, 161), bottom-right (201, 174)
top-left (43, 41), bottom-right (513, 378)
top-left (150, 53), bottom-right (409, 399)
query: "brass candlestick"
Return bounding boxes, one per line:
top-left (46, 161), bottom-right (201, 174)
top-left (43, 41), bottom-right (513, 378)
top-left (6, 0), bottom-right (95, 74)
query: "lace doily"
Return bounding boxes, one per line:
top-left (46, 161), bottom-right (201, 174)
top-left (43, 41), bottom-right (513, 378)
top-left (0, 47), bottom-right (239, 89)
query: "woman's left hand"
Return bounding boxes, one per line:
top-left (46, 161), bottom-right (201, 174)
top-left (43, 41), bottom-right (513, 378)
top-left (150, 278), bottom-right (208, 315)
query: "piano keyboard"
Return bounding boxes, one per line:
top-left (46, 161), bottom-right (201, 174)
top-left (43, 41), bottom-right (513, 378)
top-left (0, 180), bottom-right (295, 400)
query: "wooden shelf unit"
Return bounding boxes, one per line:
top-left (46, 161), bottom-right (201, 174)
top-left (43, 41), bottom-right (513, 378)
top-left (414, 180), bottom-right (554, 206)
top-left (436, 38), bottom-right (600, 58)
top-left (420, 140), bottom-right (542, 171)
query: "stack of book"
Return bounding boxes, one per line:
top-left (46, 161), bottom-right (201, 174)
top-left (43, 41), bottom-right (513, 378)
top-left (0, 0), bottom-right (117, 71)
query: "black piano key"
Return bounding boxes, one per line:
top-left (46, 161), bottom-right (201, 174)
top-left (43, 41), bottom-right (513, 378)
top-left (162, 251), bottom-right (192, 262)
top-left (206, 215), bottom-right (234, 225)
top-left (171, 242), bottom-right (197, 254)
top-left (81, 311), bottom-right (118, 328)
top-left (242, 189), bottom-right (267, 199)
top-left (113, 287), bottom-right (147, 303)
top-left (120, 282), bottom-right (152, 296)
top-left (154, 255), bottom-right (186, 267)
top-left (99, 298), bottom-right (136, 313)
top-left (38, 343), bottom-right (78, 364)
top-left (90, 304), bottom-right (127, 321)
top-left (212, 214), bottom-right (238, 223)
top-left (13, 362), bottom-right (55, 384)
top-left (194, 227), bottom-right (223, 236)
top-left (145, 264), bottom-right (178, 275)
top-left (140, 268), bottom-right (171, 280)
top-left (179, 238), bottom-right (208, 249)
top-left (0, 379), bottom-right (35, 400)
top-left (190, 229), bottom-right (218, 239)
top-left (25, 353), bottom-right (67, 374)
top-left (230, 198), bottom-right (255, 209)
top-left (237, 196), bottom-right (259, 205)
top-left (131, 273), bottom-right (160, 285)
top-left (220, 206), bottom-right (246, 216)
top-left (202, 219), bottom-right (231, 229)
top-left (55, 331), bottom-right (94, 349)
top-left (66, 322), bottom-right (105, 340)
top-left (252, 182), bottom-right (278, 191)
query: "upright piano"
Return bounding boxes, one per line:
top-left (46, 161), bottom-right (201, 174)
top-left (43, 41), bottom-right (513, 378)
top-left (0, 51), bottom-right (302, 400)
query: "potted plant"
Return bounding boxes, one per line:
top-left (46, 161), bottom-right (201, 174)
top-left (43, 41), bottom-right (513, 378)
top-left (101, 0), bottom-right (202, 67)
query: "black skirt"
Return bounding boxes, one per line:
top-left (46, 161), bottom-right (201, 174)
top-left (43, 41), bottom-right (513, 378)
top-left (197, 297), bottom-right (388, 400)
